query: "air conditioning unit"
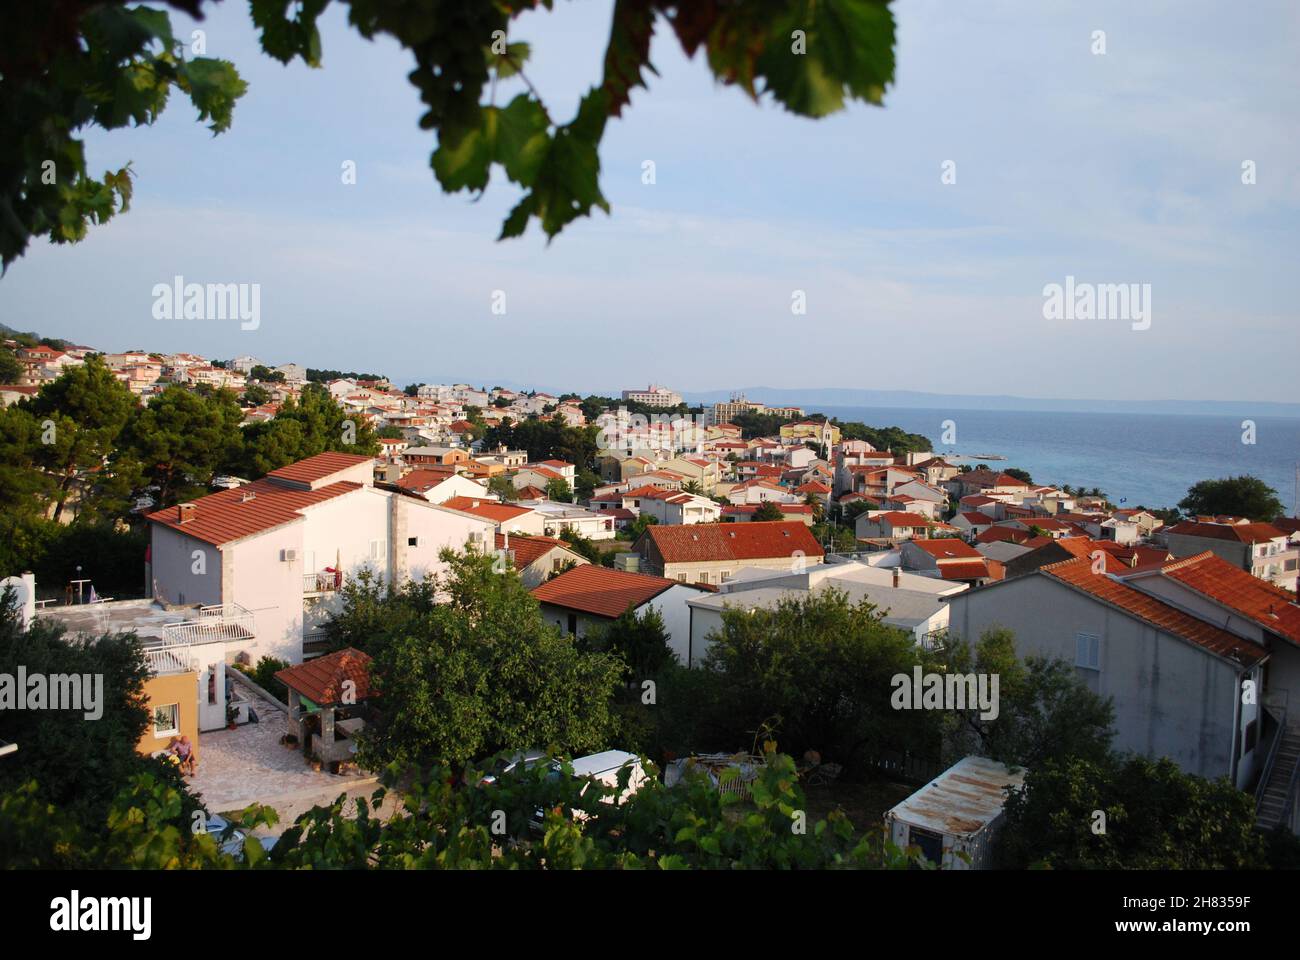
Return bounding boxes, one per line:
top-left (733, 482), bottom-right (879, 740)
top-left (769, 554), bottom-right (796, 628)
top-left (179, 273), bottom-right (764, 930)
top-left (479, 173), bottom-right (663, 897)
top-left (280, 549), bottom-right (297, 562)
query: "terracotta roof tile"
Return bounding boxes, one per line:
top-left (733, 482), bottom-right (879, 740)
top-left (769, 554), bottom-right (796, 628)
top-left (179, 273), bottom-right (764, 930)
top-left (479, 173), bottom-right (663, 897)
top-left (265, 451), bottom-right (373, 486)
top-left (531, 564), bottom-right (681, 618)
top-left (276, 647), bottom-right (374, 705)
top-left (1042, 557), bottom-right (1267, 665)
top-left (644, 521), bottom-right (824, 564)
top-left (146, 479), bottom-right (362, 547)
top-left (1149, 551), bottom-right (1300, 646)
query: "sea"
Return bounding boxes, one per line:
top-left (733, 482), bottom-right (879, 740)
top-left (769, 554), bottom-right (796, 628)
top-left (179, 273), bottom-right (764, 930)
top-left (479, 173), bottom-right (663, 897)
top-left (818, 406), bottom-right (1300, 513)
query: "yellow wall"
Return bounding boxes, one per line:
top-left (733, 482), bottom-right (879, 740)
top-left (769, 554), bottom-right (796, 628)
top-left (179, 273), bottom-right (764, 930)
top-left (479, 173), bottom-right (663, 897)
top-left (139, 672), bottom-right (200, 759)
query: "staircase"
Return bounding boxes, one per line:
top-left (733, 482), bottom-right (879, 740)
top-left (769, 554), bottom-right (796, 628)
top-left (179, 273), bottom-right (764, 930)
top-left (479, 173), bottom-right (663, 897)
top-left (1256, 726), bottom-right (1300, 832)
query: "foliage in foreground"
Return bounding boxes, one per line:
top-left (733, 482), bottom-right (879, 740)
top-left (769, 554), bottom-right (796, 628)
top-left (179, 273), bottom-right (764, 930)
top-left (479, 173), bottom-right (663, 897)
top-left (998, 755), bottom-right (1270, 870)
top-left (1, 749), bottom-right (920, 870)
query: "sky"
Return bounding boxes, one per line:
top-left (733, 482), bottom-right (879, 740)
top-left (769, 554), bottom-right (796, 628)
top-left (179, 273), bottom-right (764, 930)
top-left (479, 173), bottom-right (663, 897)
top-left (1, 0), bottom-right (1297, 403)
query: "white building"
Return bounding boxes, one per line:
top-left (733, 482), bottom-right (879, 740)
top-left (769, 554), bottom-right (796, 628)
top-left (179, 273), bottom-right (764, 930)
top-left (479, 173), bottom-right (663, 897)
top-left (147, 452), bottom-right (495, 664)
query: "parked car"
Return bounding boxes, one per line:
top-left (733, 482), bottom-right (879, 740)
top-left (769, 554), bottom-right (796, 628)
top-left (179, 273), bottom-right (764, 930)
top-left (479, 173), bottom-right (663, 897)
top-left (529, 750), bottom-right (648, 831)
top-left (204, 813), bottom-right (278, 861)
top-left (465, 747), bottom-right (549, 787)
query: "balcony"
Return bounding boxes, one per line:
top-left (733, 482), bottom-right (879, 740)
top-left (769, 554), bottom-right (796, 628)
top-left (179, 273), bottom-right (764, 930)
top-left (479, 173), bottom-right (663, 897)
top-left (303, 571), bottom-right (345, 595)
top-left (144, 642), bottom-right (198, 676)
top-left (160, 603), bottom-right (255, 646)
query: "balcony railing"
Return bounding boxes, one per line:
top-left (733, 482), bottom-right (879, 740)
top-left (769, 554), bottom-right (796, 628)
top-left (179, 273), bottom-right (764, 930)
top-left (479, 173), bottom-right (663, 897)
top-left (144, 642), bottom-right (198, 676)
top-left (303, 571), bottom-right (345, 595)
top-left (161, 602), bottom-right (255, 646)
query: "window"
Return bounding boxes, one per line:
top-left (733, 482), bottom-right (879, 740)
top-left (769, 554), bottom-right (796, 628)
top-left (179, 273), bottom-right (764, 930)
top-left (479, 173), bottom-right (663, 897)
top-left (153, 703), bottom-right (179, 738)
top-left (1075, 632), bottom-right (1101, 671)
top-left (566, 613), bottom-right (578, 635)
top-left (369, 539), bottom-right (386, 560)
top-left (699, 572), bottom-right (710, 584)
top-left (1244, 719), bottom-right (1258, 753)
top-left (721, 571), bottom-right (732, 582)
top-left (407, 536), bottom-right (419, 547)
top-left (677, 574), bottom-right (687, 582)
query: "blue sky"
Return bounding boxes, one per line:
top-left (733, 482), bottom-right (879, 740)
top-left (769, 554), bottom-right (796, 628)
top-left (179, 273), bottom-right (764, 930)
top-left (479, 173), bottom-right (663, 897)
top-left (1, 0), bottom-right (1297, 402)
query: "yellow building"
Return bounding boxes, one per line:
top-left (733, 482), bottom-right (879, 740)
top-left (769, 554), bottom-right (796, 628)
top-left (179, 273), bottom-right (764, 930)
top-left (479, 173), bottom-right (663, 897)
top-left (779, 420), bottom-right (841, 446)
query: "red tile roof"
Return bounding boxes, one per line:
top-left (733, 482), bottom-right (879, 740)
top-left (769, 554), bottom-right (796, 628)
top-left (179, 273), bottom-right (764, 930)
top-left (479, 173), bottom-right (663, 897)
top-left (976, 526), bottom-right (1033, 545)
top-left (911, 538), bottom-right (982, 561)
top-left (643, 521), bottom-right (824, 564)
top-left (441, 496), bottom-right (534, 523)
top-left (265, 451), bottom-right (373, 487)
top-left (275, 647), bottom-right (374, 705)
top-left (531, 564), bottom-right (681, 618)
top-left (514, 485), bottom-right (547, 500)
top-left (1042, 557), bottom-right (1267, 664)
top-left (873, 511), bottom-right (937, 529)
top-left (146, 479), bottom-right (362, 546)
top-left (721, 503), bottom-right (814, 515)
top-left (494, 533), bottom-right (576, 570)
top-left (1165, 520), bottom-right (1286, 544)
top-left (958, 512), bottom-right (994, 526)
top-left (394, 468), bottom-right (456, 493)
top-left (1147, 551), bottom-right (1300, 646)
top-left (939, 560), bottom-right (993, 580)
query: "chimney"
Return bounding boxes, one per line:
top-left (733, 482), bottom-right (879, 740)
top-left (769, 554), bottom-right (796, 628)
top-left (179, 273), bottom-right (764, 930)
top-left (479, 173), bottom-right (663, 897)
top-left (178, 502), bottom-right (196, 524)
top-left (892, 566), bottom-right (900, 588)
top-left (241, 490), bottom-right (256, 503)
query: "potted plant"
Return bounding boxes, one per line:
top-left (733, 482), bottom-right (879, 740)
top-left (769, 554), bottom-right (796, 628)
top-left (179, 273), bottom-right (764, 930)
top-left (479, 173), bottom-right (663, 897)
top-left (225, 704), bottom-right (239, 730)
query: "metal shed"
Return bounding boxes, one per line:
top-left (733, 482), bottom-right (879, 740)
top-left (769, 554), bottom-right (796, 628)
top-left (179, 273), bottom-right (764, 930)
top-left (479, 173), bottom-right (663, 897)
top-left (883, 756), bottom-right (1026, 869)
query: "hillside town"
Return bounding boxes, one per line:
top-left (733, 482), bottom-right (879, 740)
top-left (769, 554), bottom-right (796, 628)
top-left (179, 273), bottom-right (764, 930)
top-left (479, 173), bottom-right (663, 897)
top-left (3, 333), bottom-right (1299, 875)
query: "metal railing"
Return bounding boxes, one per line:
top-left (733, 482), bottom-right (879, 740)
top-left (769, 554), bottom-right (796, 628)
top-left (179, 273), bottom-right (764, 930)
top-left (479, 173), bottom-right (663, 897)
top-left (161, 603), bottom-right (255, 646)
top-left (1255, 705), bottom-right (1288, 807)
top-left (303, 571), bottom-right (344, 594)
top-left (144, 643), bottom-right (197, 676)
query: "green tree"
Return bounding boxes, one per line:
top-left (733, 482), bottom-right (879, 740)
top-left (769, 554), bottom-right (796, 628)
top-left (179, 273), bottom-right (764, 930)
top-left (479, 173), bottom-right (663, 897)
top-left (0, 589), bottom-right (197, 829)
top-left (241, 383), bottom-right (271, 407)
top-left (752, 500), bottom-right (784, 522)
top-left (1178, 476), bottom-right (1285, 523)
top-left (487, 474), bottom-right (518, 502)
top-left (2, 1), bottom-right (899, 265)
top-left (238, 384), bottom-right (379, 476)
top-left (1004, 467), bottom-right (1032, 484)
top-left (22, 356), bottom-right (138, 521)
top-left (545, 476), bottom-right (573, 502)
top-left (626, 512), bottom-right (658, 541)
top-left (581, 606), bottom-right (674, 684)
top-left (2, 748), bottom-right (919, 870)
top-left (348, 550), bottom-right (623, 770)
top-left (941, 627), bottom-right (1115, 770)
top-left (0, 347), bottom-right (21, 382)
top-left (699, 589), bottom-right (944, 772)
top-left (118, 385), bottom-right (244, 505)
top-left (999, 755), bottom-right (1266, 869)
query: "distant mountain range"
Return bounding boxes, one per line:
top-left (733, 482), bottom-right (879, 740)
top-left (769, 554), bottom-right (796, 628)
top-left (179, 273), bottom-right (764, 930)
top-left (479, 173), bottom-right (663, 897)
top-left (676, 387), bottom-right (1300, 419)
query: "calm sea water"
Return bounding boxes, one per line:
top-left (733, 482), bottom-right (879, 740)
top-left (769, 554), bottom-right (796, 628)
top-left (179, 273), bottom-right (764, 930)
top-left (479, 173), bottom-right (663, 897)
top-left (820, 406), bottom-right (1300, 512)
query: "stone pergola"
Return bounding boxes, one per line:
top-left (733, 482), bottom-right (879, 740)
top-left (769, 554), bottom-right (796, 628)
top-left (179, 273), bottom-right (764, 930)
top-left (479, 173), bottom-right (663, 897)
top-left (274, 647), bottom-right (374, 768)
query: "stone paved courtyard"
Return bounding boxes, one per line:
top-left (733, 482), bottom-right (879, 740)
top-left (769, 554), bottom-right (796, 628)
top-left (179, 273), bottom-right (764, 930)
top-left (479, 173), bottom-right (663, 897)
top-left (190, 686), bottom-right (377, 824)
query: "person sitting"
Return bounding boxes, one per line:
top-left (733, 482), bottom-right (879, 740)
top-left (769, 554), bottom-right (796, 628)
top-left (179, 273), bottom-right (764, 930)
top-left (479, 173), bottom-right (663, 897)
top-left (175, 735), bottom-right (196, 776)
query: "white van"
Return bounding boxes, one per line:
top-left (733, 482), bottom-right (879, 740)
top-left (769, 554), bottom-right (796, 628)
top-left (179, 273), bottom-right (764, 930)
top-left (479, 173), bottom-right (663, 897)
top-left (530, 750), bottom-right (648, 830)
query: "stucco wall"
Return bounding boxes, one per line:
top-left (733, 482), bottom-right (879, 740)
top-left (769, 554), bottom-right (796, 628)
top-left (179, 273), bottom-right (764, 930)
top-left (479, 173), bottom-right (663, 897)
top-left (139, 671), bottom-right (199, 758)
top-left (150, 524), bottom-right (223, 607)
top-left (946, 575), bottom-right (1249, 783)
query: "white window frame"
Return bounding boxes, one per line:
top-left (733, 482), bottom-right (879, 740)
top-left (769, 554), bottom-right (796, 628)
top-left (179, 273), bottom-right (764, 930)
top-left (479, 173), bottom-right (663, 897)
top-left (1075, 632), bottom-right (1101, 671)
top-left (153, 703), bottom-right (180, 738)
